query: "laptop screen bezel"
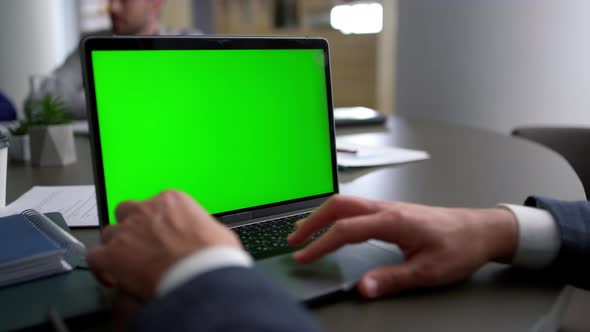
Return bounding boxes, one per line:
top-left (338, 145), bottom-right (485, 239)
top-left (81, 36), bottom-right (339, 227)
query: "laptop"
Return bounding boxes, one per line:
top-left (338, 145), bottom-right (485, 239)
top-left (81, 36), bottom-right (403, 303)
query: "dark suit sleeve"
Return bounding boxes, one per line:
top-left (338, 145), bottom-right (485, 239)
top-left (130, 266), bottom-right (322, 332)
top-left (524, 196), bottom-right (590, 289)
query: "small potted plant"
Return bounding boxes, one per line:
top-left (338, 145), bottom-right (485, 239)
top-left (8, 121), bottom-right (30, 162)
top-left (26, 93), bottom-right (77, 166)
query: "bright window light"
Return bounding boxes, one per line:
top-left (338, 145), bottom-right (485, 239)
top-left (330, 3), bottom-right (383, 34)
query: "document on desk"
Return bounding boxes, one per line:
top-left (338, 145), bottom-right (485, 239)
top-left (0, 186), bottom-right (99, 227)
top-left (336, 137), bottom-right (430, 168)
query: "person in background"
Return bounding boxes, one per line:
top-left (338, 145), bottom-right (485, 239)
top-left (40, 0), bottom-right (199, 119)
top-left (87, 190), bottom-right (590, 332)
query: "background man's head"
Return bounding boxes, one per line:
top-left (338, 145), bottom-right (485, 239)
top-left (109, 0), bottom-right (164, 35)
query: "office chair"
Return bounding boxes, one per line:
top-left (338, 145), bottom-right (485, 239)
top-left (511, 126), bottom-right (590, 200)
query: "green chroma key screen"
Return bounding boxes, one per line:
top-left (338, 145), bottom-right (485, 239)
top-left (91, 49), bottom-right (335, 224)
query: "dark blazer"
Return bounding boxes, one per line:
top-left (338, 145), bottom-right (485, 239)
top-left (130, 266), bottom-right (321, 332)
top-left (525, 196), bottom-right (590, 289)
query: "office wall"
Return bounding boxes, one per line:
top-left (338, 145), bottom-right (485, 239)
top-left (376, 0), bottom-right (396, 115)
top-left (395, 0), bottom-right (590, 133)
top-left (0, 0), bottom-right (79, 116)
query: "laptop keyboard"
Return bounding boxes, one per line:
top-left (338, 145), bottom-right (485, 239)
top-left (233, 212), bottom-right (327, 260)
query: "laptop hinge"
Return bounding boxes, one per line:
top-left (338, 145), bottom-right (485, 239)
top-left (219, 212), bottom-right (253, 223)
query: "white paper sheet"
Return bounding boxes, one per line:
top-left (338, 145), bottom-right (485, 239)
top-left (1, 186), bottom-right (99, 227)
top-left (336, 138), bottom-right (429, 168)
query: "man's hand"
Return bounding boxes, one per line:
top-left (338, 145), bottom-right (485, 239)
top-left (86, 190), bottom-right (242, 300)
top-left (288, 195), bottom-right (518, 299)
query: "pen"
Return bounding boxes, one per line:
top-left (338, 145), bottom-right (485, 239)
top-left (336, 147), bottom-right (358, 154)
top-left (48, 306), bottom-right (71, 332)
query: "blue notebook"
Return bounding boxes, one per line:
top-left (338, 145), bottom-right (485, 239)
top-left (0, 215), bottom-right (63, 262)
top-left (0, 210), bottom-right (86, 288)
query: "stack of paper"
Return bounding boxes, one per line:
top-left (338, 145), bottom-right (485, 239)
top-left (336, 138), bottom-right (429, 168)
top-left (1, 186), bottom-right (99, 227)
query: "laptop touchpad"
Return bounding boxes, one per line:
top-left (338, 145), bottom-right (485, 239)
top-left (256, 241), bottom-right (405, 302)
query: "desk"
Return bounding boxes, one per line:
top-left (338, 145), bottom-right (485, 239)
top-left (6, 117), bottom-right (585, 332)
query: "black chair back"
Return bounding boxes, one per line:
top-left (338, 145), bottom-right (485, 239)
top-left (512, 127), bottom-right (590, 200)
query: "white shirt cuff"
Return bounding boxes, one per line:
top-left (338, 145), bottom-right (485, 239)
top-left (157, 246), bottom-right (254, 297)
top-left (497, 204), bottom-right (560, 269)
